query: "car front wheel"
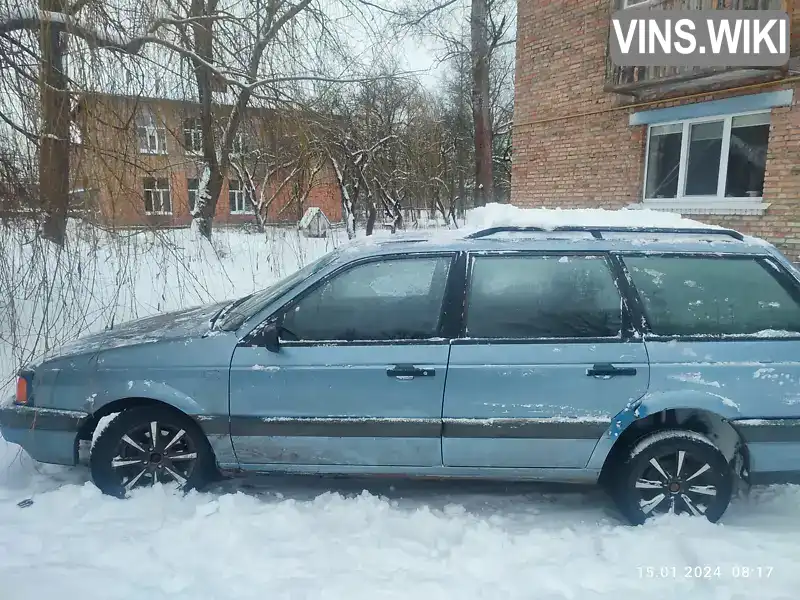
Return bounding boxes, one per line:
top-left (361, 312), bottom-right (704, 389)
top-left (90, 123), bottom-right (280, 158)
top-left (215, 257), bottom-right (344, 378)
top-left (90, 406), bottom-right (214, 498)
top-left (613, 429), bottom-right (734, 525)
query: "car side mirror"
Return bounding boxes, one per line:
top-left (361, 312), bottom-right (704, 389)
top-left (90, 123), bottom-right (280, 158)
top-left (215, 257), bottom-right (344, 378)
top-left (258, 322), bottom-right (282, 353)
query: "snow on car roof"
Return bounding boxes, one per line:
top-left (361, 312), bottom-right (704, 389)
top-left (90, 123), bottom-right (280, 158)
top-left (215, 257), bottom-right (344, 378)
top-left (463, 203), bottom-right (724, 232)
top-left (337, 203), bottom-right (759, 257)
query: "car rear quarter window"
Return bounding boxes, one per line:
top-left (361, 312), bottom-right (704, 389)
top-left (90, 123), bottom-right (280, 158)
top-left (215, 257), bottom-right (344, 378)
top-left (464, 254), bottom-right (623, 339)
top-left (622, 255), bottom-right (800, 337)
top-left (279, 256), bottom-right (452, 342)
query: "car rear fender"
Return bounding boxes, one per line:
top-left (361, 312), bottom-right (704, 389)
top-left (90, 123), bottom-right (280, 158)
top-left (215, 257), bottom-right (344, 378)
top-left (586, 390), bottom-right (746, 471)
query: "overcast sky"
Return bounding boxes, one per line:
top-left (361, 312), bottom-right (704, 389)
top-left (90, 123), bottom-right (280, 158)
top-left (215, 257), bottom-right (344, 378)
top-left (331, 0), bottom-right (475, 89)
top-left (348, 2), bottom-right (516, 90)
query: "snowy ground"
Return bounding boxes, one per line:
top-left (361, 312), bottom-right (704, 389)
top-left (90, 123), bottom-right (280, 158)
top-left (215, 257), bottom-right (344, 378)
top-left (3, 460), bottom-right (800, 600)
top-left (2, 210), bottom-right (800, 599)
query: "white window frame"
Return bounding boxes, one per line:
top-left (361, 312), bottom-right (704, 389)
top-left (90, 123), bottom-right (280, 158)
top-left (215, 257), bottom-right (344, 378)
top-left (143, 178), bottom-right (172, 215)
top-left (136, 110), bottom-right (168, 155)
top-left (183, 118), bottom-right (203, 155)
top-left (228, 179), bottom-right (253, 214)
top-left (187, 177), bottom-right (199, 213)
top-left (623, 0), bottom-right (659, 8)
top-left (640, 109), bottom-right (772, 215)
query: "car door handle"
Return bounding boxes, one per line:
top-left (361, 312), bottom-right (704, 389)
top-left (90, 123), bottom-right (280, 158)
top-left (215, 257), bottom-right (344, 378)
top-left (386, 365), bottom-right (435, 379)
top-left (587, 363), bottom-right (637, 378)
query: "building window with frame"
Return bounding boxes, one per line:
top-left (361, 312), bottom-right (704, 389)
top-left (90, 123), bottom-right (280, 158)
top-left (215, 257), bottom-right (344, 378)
top-left (228, 179), bottom-right (252, 214)
top-left (643, 111), bottom-right (770, 205)
top-left (183, 118), bottom-right (203, 154)
top-left (143, 177), bottom-right (172, 215)
top-left (187, 177), bottom-right (198, 213)
top-left (136, 108), bottom-right (167, 154)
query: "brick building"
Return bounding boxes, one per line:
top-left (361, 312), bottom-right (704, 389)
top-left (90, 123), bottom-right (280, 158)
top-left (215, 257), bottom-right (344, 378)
top-left (71, 93), bottom-right (343, 229)
top-left (512, 0), bottom-right (800, 260)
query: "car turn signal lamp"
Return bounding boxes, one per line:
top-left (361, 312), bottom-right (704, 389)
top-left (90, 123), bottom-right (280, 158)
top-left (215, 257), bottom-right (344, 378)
top-left (15, 371), bottom-right (33, 406)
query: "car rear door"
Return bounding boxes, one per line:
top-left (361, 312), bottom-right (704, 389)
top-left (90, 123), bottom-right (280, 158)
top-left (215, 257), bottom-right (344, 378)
top-left (619, 252), bottom-right (800, 483)
top-left (228, 252), bottom-right (460, 468)
top-left (442, 251), bottom-right (650, 469)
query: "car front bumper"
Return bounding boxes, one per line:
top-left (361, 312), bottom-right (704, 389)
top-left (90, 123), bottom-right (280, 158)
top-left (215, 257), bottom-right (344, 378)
top-left (0, 403), bottom-right (89, 466)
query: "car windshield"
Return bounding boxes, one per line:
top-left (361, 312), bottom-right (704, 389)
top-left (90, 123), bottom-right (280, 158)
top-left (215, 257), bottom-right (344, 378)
top-left (217, 248), bottom-right (342, 331)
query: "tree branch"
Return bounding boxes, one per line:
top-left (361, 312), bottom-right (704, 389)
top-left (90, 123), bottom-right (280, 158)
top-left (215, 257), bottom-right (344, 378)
top-left (400, 0), bottom-right (460, 27)
top-left (67, 0), bottom-right (92, 16)
top-left (0, 110), bottom-right (39, 142)
top-left (245, 71), bottom-right (424, 90)
top-left (353, 0), bottom-right (401, 16)
top-left (0, 9), bottom-right (237, 78)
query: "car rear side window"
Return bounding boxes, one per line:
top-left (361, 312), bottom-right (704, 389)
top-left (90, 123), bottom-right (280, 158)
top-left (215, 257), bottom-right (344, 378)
top-left (465, 255), bottom-right (623, 339)
top-left (279, 256), bottom-right (452, 342)
top-left (623, 256), bottom-right (800, 337)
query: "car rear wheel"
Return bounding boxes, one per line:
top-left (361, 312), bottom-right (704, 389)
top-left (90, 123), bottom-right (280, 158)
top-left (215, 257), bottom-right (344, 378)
top-left (613, 429), bottom-right (734, 525)
top-left (90, 406), bottom-right (214, 498)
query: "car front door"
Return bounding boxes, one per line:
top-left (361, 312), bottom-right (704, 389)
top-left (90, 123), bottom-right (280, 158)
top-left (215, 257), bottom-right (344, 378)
top-left (229, 252), bottom-right (458, 468)
top-left (442, 252), bottom-right (650, 469)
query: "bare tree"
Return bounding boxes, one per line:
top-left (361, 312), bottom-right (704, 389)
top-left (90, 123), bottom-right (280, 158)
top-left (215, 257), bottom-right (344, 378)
top-left (488, 23), bottom-right (514, 203)
top-left (1, 0), bottom-right (511, 246)
top-left (439, 48), bottom-right (473, 217)
top-left (228, 111), bottom-right (325, 231)
top-left (385, 0), bottom-right (515, 208)
top-left (0, 0), bottom-right (99, 243)
top-left (0, 0), bottom-right (412, 241)
top-left (315, 62), bottom-right (432, 238)
top-left (0, 0), bottom-right (183, 244)
top-left (174, 0), bottom-right (322, 239)
top-left (469, 0), bottom-right (492, 206)
top-left (324, 122), bottom-right (396, 239)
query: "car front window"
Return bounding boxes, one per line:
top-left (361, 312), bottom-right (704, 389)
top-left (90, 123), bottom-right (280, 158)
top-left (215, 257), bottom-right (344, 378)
top-left (279, 256), bottom-right (453, 342)
top-left (218, 249), bottom-right (342, 332)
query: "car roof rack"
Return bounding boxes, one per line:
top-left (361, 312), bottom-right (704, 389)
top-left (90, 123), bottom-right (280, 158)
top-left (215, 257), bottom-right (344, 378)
top-left (464, 225), bottom-right (745, 241)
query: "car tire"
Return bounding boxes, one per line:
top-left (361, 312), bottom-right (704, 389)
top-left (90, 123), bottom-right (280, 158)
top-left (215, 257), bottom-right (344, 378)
top-left (90, 405), bottom-right (215, 498)
top-left (612, 429), bottom-right (734, 525)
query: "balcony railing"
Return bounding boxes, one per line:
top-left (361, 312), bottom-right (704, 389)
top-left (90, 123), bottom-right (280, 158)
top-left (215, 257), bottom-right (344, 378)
top-left (604, 0), bottom-right (790, 96)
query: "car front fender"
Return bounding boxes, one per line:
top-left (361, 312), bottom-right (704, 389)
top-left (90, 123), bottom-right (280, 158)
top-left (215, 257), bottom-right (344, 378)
top-left (85, 379), bottom-right (207, 417)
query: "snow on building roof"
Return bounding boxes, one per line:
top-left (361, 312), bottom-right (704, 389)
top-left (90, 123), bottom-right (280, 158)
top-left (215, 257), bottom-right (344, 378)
top-left (464, 203), bottom-right (724, 232)
top-left (299, 206), bottom-right (329, 229)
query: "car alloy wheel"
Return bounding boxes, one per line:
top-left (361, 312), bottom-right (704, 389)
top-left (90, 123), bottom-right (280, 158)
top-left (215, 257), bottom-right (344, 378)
top-left (90, 406), bottom-right (214, 498)
top-left (633, 448), bottom-right (721, 518)
top-left (615, 429), bottom-right (734, 525)
top-left (112, 420), bottom-right (198, 491)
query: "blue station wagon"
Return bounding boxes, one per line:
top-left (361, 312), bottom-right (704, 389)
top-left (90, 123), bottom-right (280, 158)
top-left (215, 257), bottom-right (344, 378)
top-left (4, 221), bottom-right (800, 525)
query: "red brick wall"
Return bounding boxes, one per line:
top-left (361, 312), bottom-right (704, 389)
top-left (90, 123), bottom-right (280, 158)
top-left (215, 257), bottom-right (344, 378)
top-left (262, 163), bottom-right (342, 224)
top-left (302, 163), bottom-right (343, 223)
top-left (513, 0), bottom-right (800, 261)
top-left (76, 95), bottom-right (343, 229)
